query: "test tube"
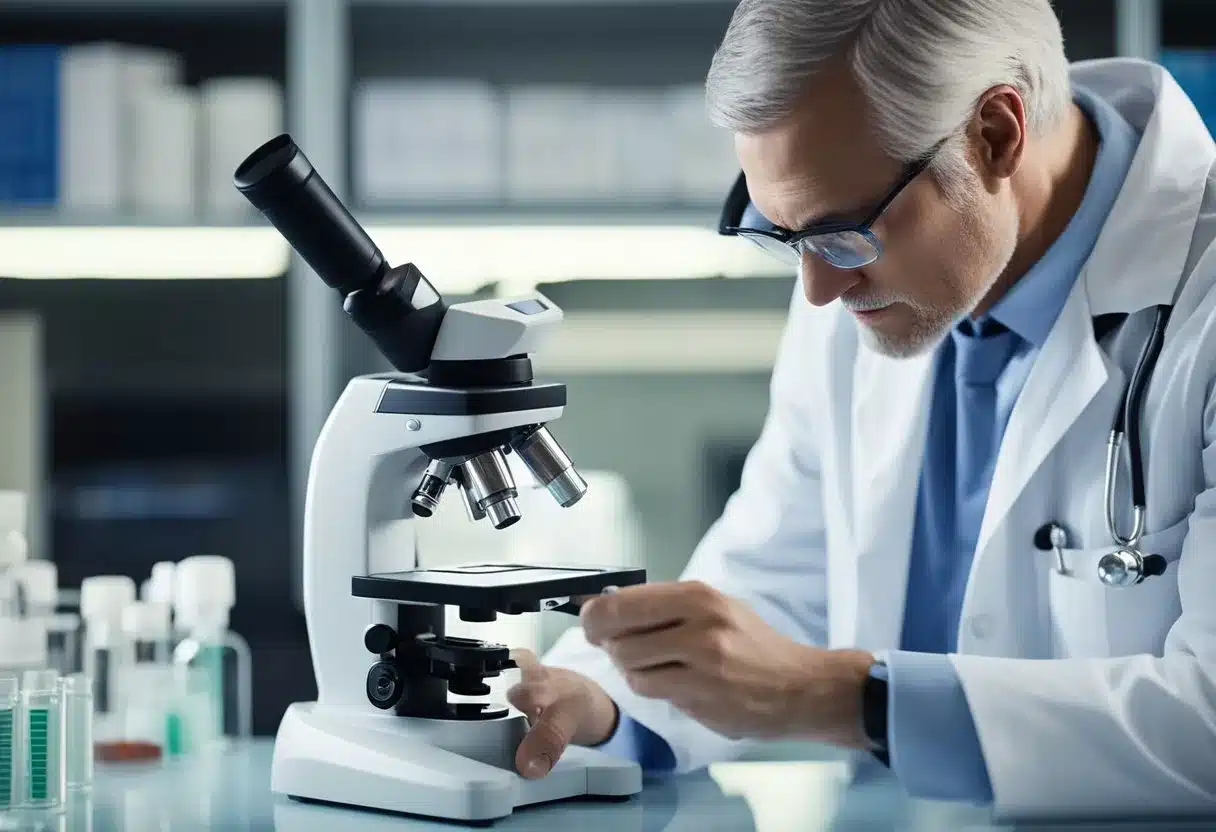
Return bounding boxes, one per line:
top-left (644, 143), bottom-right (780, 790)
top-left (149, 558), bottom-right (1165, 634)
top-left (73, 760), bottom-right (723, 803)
top-left (21, 669), bottom-right (63, 811)
top-left (0, 675), bottom-right (17, 811)
top-left (60, 674), bottom-right (92, 793)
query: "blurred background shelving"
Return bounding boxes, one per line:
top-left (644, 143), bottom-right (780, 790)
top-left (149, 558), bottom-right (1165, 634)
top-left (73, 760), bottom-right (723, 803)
top-left (0, 0), bottom-right (1201, 736)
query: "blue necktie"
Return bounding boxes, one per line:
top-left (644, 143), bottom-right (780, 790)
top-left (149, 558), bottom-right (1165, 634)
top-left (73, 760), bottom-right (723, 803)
top-left (952, 320), bottom-right (1020, 598)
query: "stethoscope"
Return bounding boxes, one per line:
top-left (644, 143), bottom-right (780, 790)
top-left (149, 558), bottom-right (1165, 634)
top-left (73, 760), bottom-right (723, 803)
top-left (1034, 305), bottom-right (1172, 588)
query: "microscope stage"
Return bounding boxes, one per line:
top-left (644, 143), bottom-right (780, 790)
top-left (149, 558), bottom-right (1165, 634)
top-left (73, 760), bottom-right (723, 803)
top-left (351, 564), bottom-right (645, 613)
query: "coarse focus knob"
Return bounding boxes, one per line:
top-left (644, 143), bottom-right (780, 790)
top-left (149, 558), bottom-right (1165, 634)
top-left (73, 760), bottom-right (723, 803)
top-left (364, 623), bottom-right (398, 655)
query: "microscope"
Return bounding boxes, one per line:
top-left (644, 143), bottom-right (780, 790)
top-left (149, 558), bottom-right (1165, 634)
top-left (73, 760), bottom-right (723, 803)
top-left (233, 135), bottom-right (646, 824)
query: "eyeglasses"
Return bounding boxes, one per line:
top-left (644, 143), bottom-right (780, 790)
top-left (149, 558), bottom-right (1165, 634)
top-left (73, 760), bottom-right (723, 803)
top-left (717, 156), bottom-right (933, 270)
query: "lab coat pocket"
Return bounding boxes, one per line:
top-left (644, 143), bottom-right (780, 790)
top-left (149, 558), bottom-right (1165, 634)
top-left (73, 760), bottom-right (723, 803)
top-left (1047, 520), bottom-right (1186, 658)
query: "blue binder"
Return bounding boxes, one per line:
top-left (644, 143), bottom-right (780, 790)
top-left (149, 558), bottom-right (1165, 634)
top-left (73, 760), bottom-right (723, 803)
top-left (0, 45), bottom-right (61, 207)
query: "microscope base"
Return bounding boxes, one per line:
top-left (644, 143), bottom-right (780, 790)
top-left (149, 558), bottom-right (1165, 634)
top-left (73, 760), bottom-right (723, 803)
top-left (270, 702), bottom-right (643, 823)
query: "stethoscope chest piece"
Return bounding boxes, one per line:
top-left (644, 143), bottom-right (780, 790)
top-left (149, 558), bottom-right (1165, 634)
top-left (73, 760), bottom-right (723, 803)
top-left (1034, 523), bottom-right (1169, 586)
top-left (1097, 548), bottom-right (1168, 588)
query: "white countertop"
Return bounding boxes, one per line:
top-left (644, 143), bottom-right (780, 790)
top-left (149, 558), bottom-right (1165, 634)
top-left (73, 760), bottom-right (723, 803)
top-left (4, 739), bottom-right (1214, 831)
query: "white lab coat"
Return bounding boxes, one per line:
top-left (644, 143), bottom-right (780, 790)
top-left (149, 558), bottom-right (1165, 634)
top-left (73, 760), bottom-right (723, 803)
top-left (544, 58), bottom-right (1216, 819)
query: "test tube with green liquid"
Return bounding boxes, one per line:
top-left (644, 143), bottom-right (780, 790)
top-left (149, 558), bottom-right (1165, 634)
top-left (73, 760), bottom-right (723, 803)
top-left (0, 675), bottom-right (17, 811)
top-left (21, 669), bottom-right (63, 810)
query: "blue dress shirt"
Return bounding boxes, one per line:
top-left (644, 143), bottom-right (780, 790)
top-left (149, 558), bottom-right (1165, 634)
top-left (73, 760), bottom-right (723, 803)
top-left (888, 84), bottom-right (1138, 802)
top-left (594, 85), bottom-right (1140, 796)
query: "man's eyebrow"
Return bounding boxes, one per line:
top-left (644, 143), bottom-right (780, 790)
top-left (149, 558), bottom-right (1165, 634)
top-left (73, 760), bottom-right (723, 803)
top-left (787, 197), bottom-right (874, 232)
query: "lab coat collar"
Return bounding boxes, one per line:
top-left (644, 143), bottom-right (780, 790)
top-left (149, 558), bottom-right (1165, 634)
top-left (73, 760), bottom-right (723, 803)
top-left (1071, 58), bottom-right (1216, 315)
top-left (972, 58), bottom-right (1215, 566)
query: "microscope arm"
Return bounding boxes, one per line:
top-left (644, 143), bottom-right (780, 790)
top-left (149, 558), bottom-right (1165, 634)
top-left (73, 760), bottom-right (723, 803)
top-left (304, 376), bottom-right (567, 708)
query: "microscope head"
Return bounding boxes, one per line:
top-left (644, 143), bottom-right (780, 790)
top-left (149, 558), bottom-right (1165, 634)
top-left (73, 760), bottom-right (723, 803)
top-left (235, 134), bottom-right (587, 531)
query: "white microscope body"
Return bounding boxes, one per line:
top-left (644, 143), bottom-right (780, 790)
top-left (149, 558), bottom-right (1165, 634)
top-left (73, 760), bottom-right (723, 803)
top-left (234, 135), bottom-right (643, 823)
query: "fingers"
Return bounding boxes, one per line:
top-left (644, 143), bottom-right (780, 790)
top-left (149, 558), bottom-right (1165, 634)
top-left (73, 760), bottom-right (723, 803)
top-left (506, 659), bottom-right (577, 778)
top-left (623, 664), bottom-right (701, 704)
top-left (514, 691), bottom-right (583, 780)
top-left (603, 624), bottom-right (701, 672)
top-left (506, 670), bottom-right (555, 722)
top-left (582, 581), bottom-right (725, 644)
top-left (510, 648), bottom-right (541, 677)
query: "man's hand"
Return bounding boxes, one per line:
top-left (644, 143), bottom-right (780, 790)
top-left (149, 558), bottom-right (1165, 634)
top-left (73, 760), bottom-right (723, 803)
top-left (581, 581), bottom-right (874, 747)
top-left (506, 649), bottom-right (620, 779)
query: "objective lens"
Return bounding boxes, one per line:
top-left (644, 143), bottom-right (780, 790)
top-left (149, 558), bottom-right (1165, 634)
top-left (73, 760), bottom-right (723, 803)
top-left (411, 459), bottom-right (454, 518)
top-left (460, 450), bottom-right (521, 530)
top-left (513, 426), bottom-right (588, 507)
top-left (485, 496), bottom-right (521, 530)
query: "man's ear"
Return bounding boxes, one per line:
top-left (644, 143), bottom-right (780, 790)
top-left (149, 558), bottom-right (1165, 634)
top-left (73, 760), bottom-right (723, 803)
top-left (969, 85), bottom-right (1027, 188)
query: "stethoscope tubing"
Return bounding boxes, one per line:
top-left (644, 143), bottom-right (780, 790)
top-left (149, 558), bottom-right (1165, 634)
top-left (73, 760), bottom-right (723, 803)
top-left (1105, 304), bottom-right (1171, 549)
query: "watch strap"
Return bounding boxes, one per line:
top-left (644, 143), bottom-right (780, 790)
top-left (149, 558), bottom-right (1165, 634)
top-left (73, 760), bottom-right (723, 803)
top-left (862, 659), bottom-right (890, 766)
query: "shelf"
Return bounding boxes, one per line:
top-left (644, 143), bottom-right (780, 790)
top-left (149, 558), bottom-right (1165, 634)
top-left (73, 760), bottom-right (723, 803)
top-left (352, 0), bottom-right (733, 6)
top-left (0, 210), bottom-right (264, 228)
top-left (0, 209), bottom-right (784, 284)
top-left (0, 218), bottom-right (288, 279)
top-left (356, 214), bottom-right (788, 294)
top-left (356, 204), bottom-right (723, 227)
top-left (0, 1), bottom-right (284, 10)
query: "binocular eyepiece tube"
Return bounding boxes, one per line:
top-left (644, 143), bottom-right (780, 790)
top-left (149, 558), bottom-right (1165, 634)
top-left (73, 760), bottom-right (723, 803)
top-left (233, 134), bottom-right (446, 374)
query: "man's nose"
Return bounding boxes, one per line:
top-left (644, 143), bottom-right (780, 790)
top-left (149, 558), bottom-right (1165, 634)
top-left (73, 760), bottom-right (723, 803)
top-left (799, 250), bottom-right (858, 307)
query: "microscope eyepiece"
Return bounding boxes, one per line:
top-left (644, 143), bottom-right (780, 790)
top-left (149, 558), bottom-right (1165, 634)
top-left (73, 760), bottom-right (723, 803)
top-left (234, 134), bottom-right (448, 373)
top-left (234, 134), bottom-right (387, 296)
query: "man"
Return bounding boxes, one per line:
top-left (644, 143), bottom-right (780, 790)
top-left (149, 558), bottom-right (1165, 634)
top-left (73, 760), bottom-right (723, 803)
top-left (508, 0), bottom-right (1216, 815)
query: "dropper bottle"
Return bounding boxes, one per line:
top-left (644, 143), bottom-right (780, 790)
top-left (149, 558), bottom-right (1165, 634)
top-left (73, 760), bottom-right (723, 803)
top-left (169, 556), bottom-right (251, 754)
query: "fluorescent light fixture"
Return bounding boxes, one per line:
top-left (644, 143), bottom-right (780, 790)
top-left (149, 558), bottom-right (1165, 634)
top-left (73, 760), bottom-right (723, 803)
top-left (363, 223), bottom-right (791, 294)
top-left (0, 226), bottom-right (289, 279)
top-left (0, 222), bottom-right (788, 284)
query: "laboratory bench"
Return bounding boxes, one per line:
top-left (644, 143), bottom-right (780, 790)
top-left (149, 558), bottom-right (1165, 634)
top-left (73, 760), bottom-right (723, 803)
top-left (4, 739), bottom-right (1214, 831)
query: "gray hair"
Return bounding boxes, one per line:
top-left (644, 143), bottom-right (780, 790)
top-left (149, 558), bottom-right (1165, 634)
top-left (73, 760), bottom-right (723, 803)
top-left (705, 0), bottom-right (1072, 188)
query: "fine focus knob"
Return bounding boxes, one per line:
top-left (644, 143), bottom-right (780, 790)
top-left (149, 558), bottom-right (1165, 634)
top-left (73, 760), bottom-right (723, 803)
top-left (366, 660), bottom-right (406, 710)
top-left (364, 623), bottom-right (398, 655)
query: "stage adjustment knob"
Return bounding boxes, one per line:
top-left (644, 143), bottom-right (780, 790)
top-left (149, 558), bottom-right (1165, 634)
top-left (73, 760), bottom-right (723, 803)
top-left (364, 623), bottom-right (398, 655)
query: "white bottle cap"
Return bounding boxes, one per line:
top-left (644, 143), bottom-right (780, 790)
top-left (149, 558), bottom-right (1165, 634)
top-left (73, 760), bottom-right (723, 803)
top-left (122, 600), bottom-right (171, 642)
top-left (12, 560), bottom-right (56, 609)
top-left (147, 561), bottom-right (176, 605)
top-left (0, 616), bottom-right (48, 669)
top-left (174, 555), bottom-right (235, 631)
top-left (0, 530), bottom-right (28, 569)
top-left (80, 575), bottom-right (137, 623)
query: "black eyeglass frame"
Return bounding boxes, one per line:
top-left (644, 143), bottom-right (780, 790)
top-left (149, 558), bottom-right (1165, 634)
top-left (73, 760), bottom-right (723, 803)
top-left (717, 155), bottom-right (935, 265)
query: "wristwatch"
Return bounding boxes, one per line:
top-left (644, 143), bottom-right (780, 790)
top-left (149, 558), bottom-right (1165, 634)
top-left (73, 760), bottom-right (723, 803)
top-left (862, 659), bottom-right (890, 766)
